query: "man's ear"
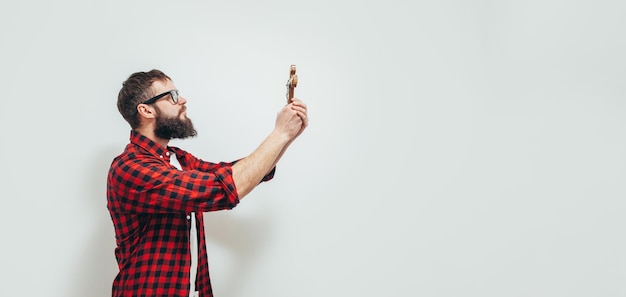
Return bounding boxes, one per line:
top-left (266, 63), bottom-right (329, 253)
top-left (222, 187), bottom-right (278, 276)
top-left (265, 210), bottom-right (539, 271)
top-left (137, 104), bottom-right (157, 119)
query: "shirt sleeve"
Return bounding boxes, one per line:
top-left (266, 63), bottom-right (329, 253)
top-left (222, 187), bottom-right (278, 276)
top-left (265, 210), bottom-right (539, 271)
top-left (194, 159), bottom-right (276, 182)
top-left (109, 154), bottom-right (239, 214)
top-left (174, 147), bottom-right (276, 182)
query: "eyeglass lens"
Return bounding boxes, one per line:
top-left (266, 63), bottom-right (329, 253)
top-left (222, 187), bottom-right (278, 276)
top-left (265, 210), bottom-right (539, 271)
top-left (171, 90), bottom-right (179, 104)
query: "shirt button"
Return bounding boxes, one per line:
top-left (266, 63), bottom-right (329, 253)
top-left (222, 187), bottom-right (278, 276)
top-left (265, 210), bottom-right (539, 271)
top-left (166, 152), bottom-right (170, 156)
top-left (186, 215), bottom-right (191, 220)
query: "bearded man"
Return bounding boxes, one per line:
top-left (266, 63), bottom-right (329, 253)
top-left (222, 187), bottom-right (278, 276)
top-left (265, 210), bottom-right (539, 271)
top-left (107, 69), bottom-right (308, 297)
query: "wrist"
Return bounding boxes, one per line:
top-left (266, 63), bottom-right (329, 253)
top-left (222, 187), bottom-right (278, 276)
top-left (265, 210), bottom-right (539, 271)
top-left (270, 129), bottom-right (292, 145)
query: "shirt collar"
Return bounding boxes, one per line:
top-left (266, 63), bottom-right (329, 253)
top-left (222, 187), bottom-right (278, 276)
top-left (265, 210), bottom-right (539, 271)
top-left (129, 130), bottom-right (172, 161)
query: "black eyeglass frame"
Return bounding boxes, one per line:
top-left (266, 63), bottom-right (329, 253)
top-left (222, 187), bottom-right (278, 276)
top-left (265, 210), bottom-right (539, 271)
top-left (141, 89), bottom-right (179, 105)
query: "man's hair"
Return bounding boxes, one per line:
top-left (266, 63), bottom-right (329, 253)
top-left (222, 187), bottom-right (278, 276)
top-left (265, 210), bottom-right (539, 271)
top-left (117, 69), bottom-right (171, 129)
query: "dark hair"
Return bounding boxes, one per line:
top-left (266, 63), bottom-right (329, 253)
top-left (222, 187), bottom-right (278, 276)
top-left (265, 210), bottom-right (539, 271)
top-left (117, 69), bottom-right (171, 129)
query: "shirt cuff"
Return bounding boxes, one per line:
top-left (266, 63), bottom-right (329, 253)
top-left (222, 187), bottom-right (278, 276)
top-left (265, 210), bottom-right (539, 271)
top-left (262, 166), bottom-right (276, 182)
top-left (214, 165), bottom-right (240, 209)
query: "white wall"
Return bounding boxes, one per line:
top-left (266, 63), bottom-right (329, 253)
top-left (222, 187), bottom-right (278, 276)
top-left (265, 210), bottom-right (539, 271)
top-left (1, 0), bottom-right (625, 296)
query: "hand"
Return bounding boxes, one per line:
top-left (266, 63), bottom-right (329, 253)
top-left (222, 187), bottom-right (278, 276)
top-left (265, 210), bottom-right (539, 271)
top-left (289, 98), bottom-right (308, 138)
top-left (275, 98), bottom-right (308, 140)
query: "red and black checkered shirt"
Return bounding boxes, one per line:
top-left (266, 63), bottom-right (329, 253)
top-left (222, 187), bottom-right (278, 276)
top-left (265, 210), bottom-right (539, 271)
top-left (107, 131), bottom-right (274, 297)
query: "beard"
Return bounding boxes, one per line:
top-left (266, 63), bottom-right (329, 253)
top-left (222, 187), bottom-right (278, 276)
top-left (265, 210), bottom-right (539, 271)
top-left (153, 106), bottom-right (197, 140)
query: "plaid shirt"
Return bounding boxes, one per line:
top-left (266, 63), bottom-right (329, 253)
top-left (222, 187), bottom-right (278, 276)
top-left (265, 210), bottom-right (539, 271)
top-left (107, 131), bottom-right (274, 297)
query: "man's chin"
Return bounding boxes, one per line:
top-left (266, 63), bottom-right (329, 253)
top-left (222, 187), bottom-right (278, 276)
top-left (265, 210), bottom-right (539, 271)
top-left (154, 119), bottom-right (197, 140)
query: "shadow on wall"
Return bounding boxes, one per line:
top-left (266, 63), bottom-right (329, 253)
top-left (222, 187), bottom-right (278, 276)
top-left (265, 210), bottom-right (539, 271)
top-left (68, 147), bottom-right (120, 297)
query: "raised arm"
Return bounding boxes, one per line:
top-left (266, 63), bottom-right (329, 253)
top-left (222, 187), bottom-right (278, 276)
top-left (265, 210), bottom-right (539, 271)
top-left (232, 99), bottom-right (308, 198)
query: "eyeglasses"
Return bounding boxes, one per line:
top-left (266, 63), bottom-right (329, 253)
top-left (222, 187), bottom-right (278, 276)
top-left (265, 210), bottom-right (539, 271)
top-left (142, 89), bottom-right (179, 105)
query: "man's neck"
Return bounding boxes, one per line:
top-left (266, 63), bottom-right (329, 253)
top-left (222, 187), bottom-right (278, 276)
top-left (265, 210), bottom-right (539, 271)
top-left (134, 127), bottom-right (170, 148)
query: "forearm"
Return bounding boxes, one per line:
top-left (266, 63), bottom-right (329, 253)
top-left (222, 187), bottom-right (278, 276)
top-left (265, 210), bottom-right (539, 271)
top-left (232, 130), bottom-right (290, 198)
top-left (266, 139), bottom-right (292, 175)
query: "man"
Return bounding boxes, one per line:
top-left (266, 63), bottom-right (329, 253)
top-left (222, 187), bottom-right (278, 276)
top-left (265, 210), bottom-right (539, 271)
top-left (107, 69), bottom-right (308, 297)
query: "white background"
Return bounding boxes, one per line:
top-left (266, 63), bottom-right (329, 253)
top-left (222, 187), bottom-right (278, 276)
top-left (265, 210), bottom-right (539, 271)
top-left (1, 0), bottom-right (625, 296)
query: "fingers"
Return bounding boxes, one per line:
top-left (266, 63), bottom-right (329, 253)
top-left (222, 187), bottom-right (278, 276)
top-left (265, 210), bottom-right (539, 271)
top-left (284, 97), bottom-right (308, 133)
top-left (294, 109), bottom-right (308, 129)
top-left (291, 101), bottom-right (307, 126)
top-left (289, 98), bottom-right (307, 109)
top-left (289, 98), bottom-right (307, 114)
top-left (300, 114), bottom-right (308, 129)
